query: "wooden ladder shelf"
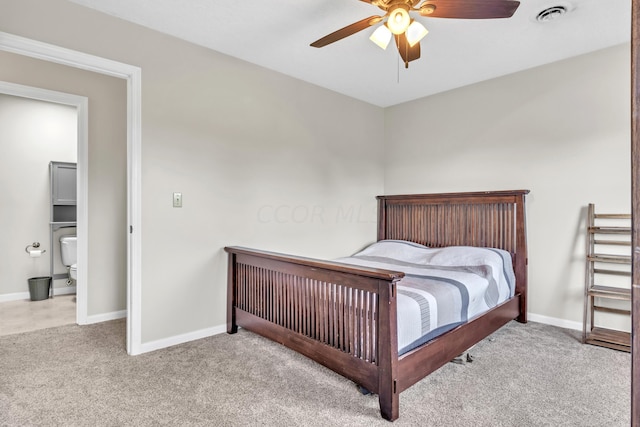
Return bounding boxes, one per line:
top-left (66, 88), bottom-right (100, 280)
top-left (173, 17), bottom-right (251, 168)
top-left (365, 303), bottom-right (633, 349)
top-left (583, 204), bottom-right (631, 352)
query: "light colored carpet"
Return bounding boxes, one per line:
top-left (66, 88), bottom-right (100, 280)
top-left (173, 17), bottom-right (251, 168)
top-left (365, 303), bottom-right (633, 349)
top-left (0, 320), bottom-right (630, 426)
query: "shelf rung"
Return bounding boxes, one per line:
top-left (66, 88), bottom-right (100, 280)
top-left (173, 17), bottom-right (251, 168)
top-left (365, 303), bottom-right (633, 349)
top-left (593, 214), bottom-right (631, 219)
top-left (588, 285), bottom-right (632, 300)
top-left (593, 239), bottom-right (631, 246)
top-left (588, 254), bottom-right (631, 264)
top-left (585, 328), bottom-right (631, 352)
top-left (594, 213), bottom-right (631, 219)
top-left (588, 226), bottom-right (631, 234)
top-left (592, 305), bottom-right (631, 316)
top-left (592, 268), bottom-right (631, 277)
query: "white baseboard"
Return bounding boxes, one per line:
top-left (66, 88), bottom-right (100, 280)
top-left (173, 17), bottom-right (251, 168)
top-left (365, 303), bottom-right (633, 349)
top-left (527, 312), bottom-right (582, 331)
top-left (86, 310), bottom-right (585, 355)
top-left (53, 286), bottom-right (77, 296)
top-left (136, 313), bottom-right (582, 355)
top-left (0, 291), bottom-right (31, 302)
top-left (0, 286), bottom-right (77, 302)
top-left (138, 323), bottom-right (227, 355)
top-left (83, 309), bottom-right (127, 325)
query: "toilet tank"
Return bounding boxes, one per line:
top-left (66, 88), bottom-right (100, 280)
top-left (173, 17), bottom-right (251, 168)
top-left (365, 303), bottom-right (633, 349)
top-left (59, 235), bottom-right (77, 267)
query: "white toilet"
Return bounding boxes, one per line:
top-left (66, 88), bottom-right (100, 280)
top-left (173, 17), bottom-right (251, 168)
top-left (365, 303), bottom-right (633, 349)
top-left (59, 235), bottom-right (77, 285)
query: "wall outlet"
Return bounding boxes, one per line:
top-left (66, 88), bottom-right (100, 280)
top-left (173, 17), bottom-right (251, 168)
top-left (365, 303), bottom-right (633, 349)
top-left (173, 192), bottom-right (182, 208)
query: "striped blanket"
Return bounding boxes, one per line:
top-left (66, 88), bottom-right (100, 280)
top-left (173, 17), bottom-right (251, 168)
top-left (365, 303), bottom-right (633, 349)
top-left (335, 240), bottom-right (516, 355)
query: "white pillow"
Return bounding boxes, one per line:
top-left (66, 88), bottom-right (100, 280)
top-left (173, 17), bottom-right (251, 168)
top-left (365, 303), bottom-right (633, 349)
top-left (353, 240), bottom-right (430, 264)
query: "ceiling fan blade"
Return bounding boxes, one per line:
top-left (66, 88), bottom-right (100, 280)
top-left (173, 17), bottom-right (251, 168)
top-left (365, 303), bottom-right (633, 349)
top-left (419, 0), bottom-right (520, 19)
top-left (310, 15), bottom-right (383, 48)
top-left (394, 33), bottom-right (421, 68)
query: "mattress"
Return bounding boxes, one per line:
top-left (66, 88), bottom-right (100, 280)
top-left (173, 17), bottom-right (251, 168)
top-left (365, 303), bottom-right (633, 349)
top-left (335, 240), bottom-right (516, 355)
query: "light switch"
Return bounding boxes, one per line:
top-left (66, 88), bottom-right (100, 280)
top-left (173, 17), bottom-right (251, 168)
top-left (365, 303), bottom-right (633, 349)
top-left (173, 192), bottom-right (182, 208)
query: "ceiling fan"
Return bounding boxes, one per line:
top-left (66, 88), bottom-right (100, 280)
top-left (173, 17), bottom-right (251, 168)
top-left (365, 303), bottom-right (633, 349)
top-left (310, 0), bottom-right (521, 68)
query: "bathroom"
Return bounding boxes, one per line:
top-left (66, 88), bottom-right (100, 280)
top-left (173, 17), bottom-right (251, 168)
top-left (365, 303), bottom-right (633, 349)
top-left (0, 93), bottom-right (77, 335)
top-left (0, 51), bottom-right (130, 340)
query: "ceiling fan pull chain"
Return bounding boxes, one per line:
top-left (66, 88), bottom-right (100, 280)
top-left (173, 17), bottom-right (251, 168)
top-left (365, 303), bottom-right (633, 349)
top-left (405, 42), bottom-right (409, 69)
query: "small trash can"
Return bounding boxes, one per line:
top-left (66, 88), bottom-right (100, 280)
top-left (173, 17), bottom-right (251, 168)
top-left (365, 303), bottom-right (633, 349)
top-left (27, 276), bottom-right (51, 301)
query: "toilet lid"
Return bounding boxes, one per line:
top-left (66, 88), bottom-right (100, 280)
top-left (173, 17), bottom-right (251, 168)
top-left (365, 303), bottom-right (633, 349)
top-left (70, 264), bottom-right (77, 271)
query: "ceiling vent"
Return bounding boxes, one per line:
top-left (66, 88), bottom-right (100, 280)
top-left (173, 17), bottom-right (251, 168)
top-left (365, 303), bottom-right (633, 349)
top-left (536, 6), bottom-right (568, 22)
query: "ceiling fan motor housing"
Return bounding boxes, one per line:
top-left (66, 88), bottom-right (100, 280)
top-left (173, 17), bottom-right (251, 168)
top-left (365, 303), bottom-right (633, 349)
top-left (372, 0), bottom-right (420, 12)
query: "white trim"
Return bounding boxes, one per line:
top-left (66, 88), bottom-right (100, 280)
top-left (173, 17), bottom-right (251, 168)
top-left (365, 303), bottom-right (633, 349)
top-left (86, 309), bottom-right (127, 325)
top-left (0, 293), bottom-right (28, 303)
top-left (127, 62), bottom-right (143, 355)
top-left (139, 324), bottom-right (227, 354)
top-left (0, 33), bottom-right (132, 80)
top-left (0, 81), bottom-right (88, 324)
top-left (527, 312), bottom-right (582, 331)
top-left (0, 31), bottom-right (143, 355)
top-left (0, 286), bottom-right (76, 303)
top-left (76, 95), bottom-right (89, 325)
top-left (53, 285), bottom-right (78, 297)
top-left (0, 81), bottom-right (86, 106)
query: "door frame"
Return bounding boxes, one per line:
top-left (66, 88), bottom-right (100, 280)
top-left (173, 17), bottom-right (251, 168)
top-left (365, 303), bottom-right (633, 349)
top-left (630, 1), bottom-right (639, 425)
top-left (0, 31), bottom-right (143, 355)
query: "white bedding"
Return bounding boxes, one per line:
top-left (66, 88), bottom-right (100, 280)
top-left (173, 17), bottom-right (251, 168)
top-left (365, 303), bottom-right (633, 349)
top-left (335, 240), bottom-right (516, 354)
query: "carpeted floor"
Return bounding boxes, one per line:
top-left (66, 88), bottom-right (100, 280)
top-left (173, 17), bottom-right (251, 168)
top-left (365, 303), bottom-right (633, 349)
top-left (0, 320), bottom-right (630, 426)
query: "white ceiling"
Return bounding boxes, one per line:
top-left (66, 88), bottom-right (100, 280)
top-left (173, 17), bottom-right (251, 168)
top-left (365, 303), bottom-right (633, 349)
top-left (70, 0), bottom-right (631, 107)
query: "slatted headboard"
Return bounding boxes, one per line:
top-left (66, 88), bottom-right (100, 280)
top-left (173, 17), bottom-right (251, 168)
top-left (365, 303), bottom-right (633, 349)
top-left (377, 190), bottom-right (530, 321)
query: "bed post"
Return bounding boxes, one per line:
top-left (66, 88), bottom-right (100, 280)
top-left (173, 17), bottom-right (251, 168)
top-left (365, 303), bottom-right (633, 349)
top-left (227, 251), bottom-right (238, 334)
top-left (515, 191), bottom-right (528, 323)
top-left (377, 196), bottom-right (388, 241)
top-left (377, 279), bottom-right (399, 421)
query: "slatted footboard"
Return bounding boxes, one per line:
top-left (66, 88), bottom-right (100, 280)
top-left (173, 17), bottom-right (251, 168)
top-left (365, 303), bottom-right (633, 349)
top-left (225, 247), bottom-right (404, 418)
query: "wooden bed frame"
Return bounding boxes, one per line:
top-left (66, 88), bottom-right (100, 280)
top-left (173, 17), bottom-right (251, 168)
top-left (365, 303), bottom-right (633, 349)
top-left (225, 190), bottom-right (529, 421)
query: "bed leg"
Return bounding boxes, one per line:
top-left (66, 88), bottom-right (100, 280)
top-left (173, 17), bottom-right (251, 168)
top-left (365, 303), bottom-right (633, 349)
top-left (227, 300), bottom-right (237, 334)
top-left (378, 280), bottom-right (400, 421)
top-left (227, 316), bottom-right (238, 334)
top-left (379, 385), bottom-right (399, 421)
top-left (227, 252), bottom-right (238, 334)
top-left (516, 293), bottom-right (527, 323)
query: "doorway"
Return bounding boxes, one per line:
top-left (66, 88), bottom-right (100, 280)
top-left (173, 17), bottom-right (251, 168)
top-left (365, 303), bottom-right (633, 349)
top-left (0, 31), bottom-right (142, 355)
top-left (0, 87), bottom-right (85, 333)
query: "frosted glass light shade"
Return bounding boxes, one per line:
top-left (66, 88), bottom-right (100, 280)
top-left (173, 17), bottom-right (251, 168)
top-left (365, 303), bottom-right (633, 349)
top-left (406, 21), bottom-right (428, 47)
top-left (370, 25), bottom-right (392, 50)
top-left (387, 7), bottom-right (410, 35)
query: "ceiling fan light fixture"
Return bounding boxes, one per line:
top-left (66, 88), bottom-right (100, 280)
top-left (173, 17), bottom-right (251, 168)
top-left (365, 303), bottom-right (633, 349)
top-left (387, 6), bottom-right (410, 35)
top-left (370, 25), bottom-right (392, 50)
top-left (406, 20), bottom-right (428, 47)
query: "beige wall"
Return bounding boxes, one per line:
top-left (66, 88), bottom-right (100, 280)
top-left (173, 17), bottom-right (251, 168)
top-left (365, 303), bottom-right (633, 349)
top-left (0, 50), bottom-right (128, 317)
top-left (0, 94), bottom-right (77, 295)
top-left (0, 0), bottom-right (385, 343)
top-left (140, 54), bottom-right (384, 341)
top-left (384, 44), bottom-right (631, 330)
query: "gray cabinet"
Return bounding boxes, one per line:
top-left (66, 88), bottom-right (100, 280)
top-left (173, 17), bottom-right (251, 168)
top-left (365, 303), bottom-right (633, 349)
top-left (50, 162), bottom-right (77, 223)
top-left (49, 161), bottom-right (77, 297)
